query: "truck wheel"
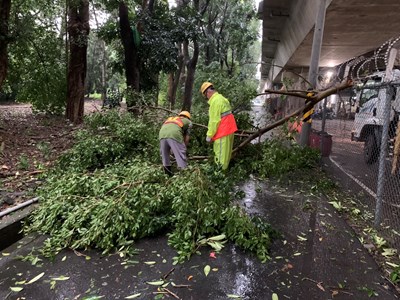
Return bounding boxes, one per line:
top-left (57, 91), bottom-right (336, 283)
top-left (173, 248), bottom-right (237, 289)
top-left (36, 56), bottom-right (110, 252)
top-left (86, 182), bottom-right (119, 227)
top-left (364, 133), bottom-right (379, 164)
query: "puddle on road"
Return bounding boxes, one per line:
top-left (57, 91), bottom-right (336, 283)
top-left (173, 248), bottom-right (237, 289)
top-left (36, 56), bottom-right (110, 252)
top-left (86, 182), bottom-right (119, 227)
top-left (226, 178), bottom-right (304, 298)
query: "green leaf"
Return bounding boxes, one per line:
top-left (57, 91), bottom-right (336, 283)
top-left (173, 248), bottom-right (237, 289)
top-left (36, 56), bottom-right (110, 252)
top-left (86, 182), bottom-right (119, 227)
top-left (386, 262), bottom-right (400, 268)
top-left (272, 293), bottom-right (279, 300)
top-left (146, 280), bottom-right (164, 286)
top-left (144, 261), bottom-right (156, 265)
top-left (204, 265), bottom-right (211, 277)
top-left (50, 280), bottom-right (56, 290)
top-left (26, 272), bottom-right (45, 284)
top-left (208, 234), bottom-right (226, 241)
top-left (381, 248), bottom-right (396, 257)
top-left (207, 241), bottom-right (224, 252)
top-left (51, 276), bottom-right (70, 281)
top-left (328, 201), bottom-right (342, 210)
top-left (297, 235), bottom-right (307, 241)
top-left (125, 293), bottom-right (141, 299)
top-left (10, 287), bottom-right (23, 292)
top-left (227, 295), bottom-right (241, 299)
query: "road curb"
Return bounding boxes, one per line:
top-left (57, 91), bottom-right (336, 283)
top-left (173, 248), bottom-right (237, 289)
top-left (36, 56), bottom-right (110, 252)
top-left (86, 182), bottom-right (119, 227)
top-left (0, 205), bottom-right (36, 251)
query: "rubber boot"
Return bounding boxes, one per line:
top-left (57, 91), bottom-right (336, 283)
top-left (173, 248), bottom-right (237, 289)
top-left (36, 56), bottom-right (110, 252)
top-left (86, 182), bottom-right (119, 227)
top-left (164, 166), bottom-right (173, 177)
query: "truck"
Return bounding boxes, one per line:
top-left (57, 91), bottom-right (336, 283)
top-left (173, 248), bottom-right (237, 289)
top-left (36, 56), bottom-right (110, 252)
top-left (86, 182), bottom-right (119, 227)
top-left (350, 69), bottom-right (400, 164)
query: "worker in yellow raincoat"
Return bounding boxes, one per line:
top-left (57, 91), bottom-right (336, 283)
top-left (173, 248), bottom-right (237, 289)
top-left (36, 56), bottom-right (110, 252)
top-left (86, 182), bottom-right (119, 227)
top-left (200, 82), bottom-right (238, 170)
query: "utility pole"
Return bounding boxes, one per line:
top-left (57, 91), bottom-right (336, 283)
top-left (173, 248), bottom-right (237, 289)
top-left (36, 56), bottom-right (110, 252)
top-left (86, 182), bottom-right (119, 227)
top-left (299, 0), bottom-right (327, 146)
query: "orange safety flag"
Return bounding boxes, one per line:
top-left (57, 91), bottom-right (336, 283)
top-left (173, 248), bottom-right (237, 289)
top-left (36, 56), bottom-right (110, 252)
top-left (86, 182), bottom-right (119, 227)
top-left (211, 113), bottom-right (238, 141)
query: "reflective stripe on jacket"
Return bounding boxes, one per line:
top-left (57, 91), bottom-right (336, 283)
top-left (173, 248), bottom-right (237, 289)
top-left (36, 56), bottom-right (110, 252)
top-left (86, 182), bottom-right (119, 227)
top-left (159, 117), bottom-right (192, 143)
top-left (163, 117), bottom-right (184, 127)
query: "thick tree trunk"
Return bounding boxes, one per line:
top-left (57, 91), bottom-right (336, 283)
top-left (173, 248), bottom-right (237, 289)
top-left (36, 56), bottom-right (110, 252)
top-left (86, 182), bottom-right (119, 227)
top-left (119, 1), bottom-right (140, 92)
top-left (0, 0), bottom-right (11, 89)
top-left (66, 0), bottom-right (90, 124)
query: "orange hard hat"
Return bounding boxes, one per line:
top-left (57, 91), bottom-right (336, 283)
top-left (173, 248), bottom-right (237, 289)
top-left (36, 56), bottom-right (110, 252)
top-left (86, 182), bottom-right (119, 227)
top-left (200, 82), bottom-right (213, 95)
top-left (179, 111), bottom-right (191, 120)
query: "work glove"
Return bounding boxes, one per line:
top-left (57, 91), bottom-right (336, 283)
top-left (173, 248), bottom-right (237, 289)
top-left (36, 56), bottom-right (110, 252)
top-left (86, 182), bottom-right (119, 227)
top-left (206, 136), bottom-right (212, 143)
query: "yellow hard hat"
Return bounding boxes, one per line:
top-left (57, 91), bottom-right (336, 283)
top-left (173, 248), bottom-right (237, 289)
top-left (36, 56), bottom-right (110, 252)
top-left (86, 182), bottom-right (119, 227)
top-left (179, 111), bottom-right (191, 120)
top-left (200, 82), bottom-right (213, 95)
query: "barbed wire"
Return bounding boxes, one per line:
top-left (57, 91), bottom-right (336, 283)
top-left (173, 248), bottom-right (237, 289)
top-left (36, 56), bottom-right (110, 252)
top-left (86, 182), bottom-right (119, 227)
top-left (332, 35), bottom-right (400, 85)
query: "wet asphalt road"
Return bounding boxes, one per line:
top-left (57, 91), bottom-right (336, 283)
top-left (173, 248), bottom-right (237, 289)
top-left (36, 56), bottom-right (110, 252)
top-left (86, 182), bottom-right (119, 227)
top-left (0, 177), bottom-right (398, 300)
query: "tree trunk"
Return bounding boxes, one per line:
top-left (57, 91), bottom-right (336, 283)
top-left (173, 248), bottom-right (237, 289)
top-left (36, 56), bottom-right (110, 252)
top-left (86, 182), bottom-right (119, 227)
top-left (182, 39), bottom-right (199, 111)
top-left (167, 44), bottom-right (184, 109)
top-left (101, 40), bottom-right (107, 102)
top-left (66, 0), bottom-right (90, 124)
top-left (204, 10), bottom-right (215, 66)
top-left (0, 0), bottom-right (11, 89)
top-left (119, 1), bottom-right (140, 92)
top-left (182, 0), bottom-right (202, 111)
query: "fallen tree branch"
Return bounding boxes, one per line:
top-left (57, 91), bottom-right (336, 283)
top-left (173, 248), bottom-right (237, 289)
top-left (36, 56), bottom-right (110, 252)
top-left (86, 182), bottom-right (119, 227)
top-left (131, 105), bottom-right (208, 129)
top-left (130, 80), bottom-right (352, 158)
top-left (162, 267), bottom-right (175, 280)
top-left (163, 288), bottom-right (180, 299)
top-left (260, 89), bottom-right (311, 100)
top-left (136, 105), bottom-right (255, 135)
top-left (171, 284), bottom-right (191, 288)
top-left (232, 80), bottom-right (353, 155)
top-left (188, 155), bottom-right (209, 161)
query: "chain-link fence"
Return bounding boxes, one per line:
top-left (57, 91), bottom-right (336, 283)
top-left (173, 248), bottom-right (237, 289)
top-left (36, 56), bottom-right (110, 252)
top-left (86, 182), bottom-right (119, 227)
top-left (312, 80), bottom-right (400, 250)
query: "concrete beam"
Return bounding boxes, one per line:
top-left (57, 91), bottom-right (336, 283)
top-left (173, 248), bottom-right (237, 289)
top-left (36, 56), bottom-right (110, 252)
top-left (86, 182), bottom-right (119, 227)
top-left (268, 0), bottom-right (333, 82)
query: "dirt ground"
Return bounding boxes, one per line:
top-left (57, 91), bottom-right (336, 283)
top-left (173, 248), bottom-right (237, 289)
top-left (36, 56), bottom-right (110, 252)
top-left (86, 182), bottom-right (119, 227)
top-left (0, 99), bottom-right (104, 212)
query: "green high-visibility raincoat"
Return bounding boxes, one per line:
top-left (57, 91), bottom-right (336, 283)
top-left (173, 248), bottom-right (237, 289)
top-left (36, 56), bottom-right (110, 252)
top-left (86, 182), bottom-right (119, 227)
top-left (206, 92), bottom-right (237, 170)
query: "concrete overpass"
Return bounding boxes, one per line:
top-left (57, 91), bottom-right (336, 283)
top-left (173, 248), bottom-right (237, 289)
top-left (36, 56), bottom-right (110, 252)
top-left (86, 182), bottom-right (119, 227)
top-left (258, 0), bottom-right (400, 89)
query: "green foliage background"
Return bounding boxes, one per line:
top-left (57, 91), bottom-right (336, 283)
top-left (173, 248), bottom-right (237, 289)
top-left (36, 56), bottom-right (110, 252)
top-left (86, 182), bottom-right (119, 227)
top-left (4, 0), bottom-right (66, 113)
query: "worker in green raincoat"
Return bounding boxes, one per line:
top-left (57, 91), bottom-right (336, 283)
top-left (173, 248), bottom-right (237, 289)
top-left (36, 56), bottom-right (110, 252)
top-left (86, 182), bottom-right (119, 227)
top-left (159, 111), bottom-right (192, 176)
top-left (200, 82), bottom-right (238, 170)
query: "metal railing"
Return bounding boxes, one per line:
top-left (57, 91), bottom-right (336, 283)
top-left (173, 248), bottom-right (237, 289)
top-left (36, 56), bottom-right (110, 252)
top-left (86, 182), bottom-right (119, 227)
top-left (312, 83), bottom-right (400, 250)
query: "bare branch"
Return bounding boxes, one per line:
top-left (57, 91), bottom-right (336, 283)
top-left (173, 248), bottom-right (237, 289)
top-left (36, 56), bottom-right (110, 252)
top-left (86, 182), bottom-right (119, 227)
top-left (232, 80), bottom-right (353, 155)
top-left (261, 90), bottom-right (310, 100)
